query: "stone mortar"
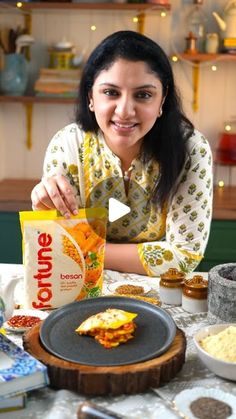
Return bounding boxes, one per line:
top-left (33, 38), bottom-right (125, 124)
top-left (208, 263), bottom-right (236, 324)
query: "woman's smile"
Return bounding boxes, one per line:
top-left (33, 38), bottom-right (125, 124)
top-left (111, 120), bottom-right (138, 133)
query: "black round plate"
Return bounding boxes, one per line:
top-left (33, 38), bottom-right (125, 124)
top-left (40, 296), bottom-right (176, 366)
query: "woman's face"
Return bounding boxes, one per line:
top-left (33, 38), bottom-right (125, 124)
top-left (89, 58), bottom-right (164, 161)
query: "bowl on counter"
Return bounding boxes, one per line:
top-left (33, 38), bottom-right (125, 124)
top-left (194, 323), bottom-right (236, 381)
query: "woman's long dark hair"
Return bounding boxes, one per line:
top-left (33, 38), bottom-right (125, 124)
top-left (76, 30), bottom-right (194, 207)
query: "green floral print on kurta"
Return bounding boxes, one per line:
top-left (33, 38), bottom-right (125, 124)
top-left (43, 124), bottom-right (213, 276)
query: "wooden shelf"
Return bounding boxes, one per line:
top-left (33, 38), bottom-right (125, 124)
top-left (0, 95), bottom-right (76, 104)
top-left (10, 2), bottom-right (171, 11)
top-left (178, 53), bottom-right (236, 63)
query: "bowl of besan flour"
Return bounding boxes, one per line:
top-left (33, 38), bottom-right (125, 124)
top-left (194, 324), bottom-right (236, 381)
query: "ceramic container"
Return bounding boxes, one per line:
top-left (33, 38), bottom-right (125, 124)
top-left (206, 33), bottom-right (219, 53)
top-left (194, 323), bottom-right (236, 381)
top-left (159, 268), bottom-right (185, 305)
top-left (0, 53), bottom-right (28, 96)
top-left (182, 275), bottom-right (208, 313)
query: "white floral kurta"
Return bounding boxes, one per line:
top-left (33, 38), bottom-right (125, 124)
top-left (43, 123), bottom-right (213, 276)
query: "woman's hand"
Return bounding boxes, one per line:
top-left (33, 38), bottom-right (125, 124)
top-left (31, 175), bottom-right (78, 218)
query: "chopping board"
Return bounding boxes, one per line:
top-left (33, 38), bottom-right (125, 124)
top-left (23, 323), bottom-right (186, 396)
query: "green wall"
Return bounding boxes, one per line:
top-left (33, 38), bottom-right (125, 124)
top-left (198, 220), bottom-right (236, 271)
top-left (0, 212), bottom-right (22, 264)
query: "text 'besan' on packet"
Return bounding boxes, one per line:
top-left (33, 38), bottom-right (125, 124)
top-left (19, 208), bottom-right (107, 310)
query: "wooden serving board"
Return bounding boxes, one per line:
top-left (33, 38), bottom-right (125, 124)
top-left (23, 324), bottom-right (186, 396)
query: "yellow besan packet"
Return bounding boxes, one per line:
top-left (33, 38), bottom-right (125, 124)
top-left (19, 208), bottom-right (107, 310)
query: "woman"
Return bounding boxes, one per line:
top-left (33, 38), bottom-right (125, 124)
top-left (31, 30), bottom-right (213, 276)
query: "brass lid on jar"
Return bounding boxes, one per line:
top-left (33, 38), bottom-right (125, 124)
top-left (160, 268), bottom-right (185, 288)
top-left (183, 275), bottom-right (208, 299)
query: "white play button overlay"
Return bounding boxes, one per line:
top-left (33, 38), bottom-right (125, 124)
top-left (108, 198), bottom-right (131, 222)
top-left (85, 176), bottom-right (152, 240)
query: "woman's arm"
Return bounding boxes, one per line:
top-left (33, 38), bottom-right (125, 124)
top-left (137, 133), bottom-right (213, 276)
top-left (104, 242), bottom-right (147, 274)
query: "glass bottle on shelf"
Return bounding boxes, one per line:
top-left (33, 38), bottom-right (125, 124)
top-left (185, 0), bottom-right (207, 53)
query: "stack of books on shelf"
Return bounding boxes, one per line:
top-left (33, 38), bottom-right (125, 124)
top-left (0, 333), bottom-right (49, 413)
top-left (222, 37), bottom-right (236, 54)
top-left (34, 67), bottom-right (81, 98)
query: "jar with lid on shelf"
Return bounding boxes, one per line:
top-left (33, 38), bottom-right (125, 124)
top-left (49, 38), bottom-right (75, 70)
top-left (182, 275), bottom-right (208, 313)
top-left (205, 33), bottom-right (219, 54)
top-left (159, 268), bottom-right (185, 305)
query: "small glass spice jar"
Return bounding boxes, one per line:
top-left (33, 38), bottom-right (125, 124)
top-left (182, 275), bottom-right (208, 313)
top-left (159, 268), bottom-right (185, 305)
